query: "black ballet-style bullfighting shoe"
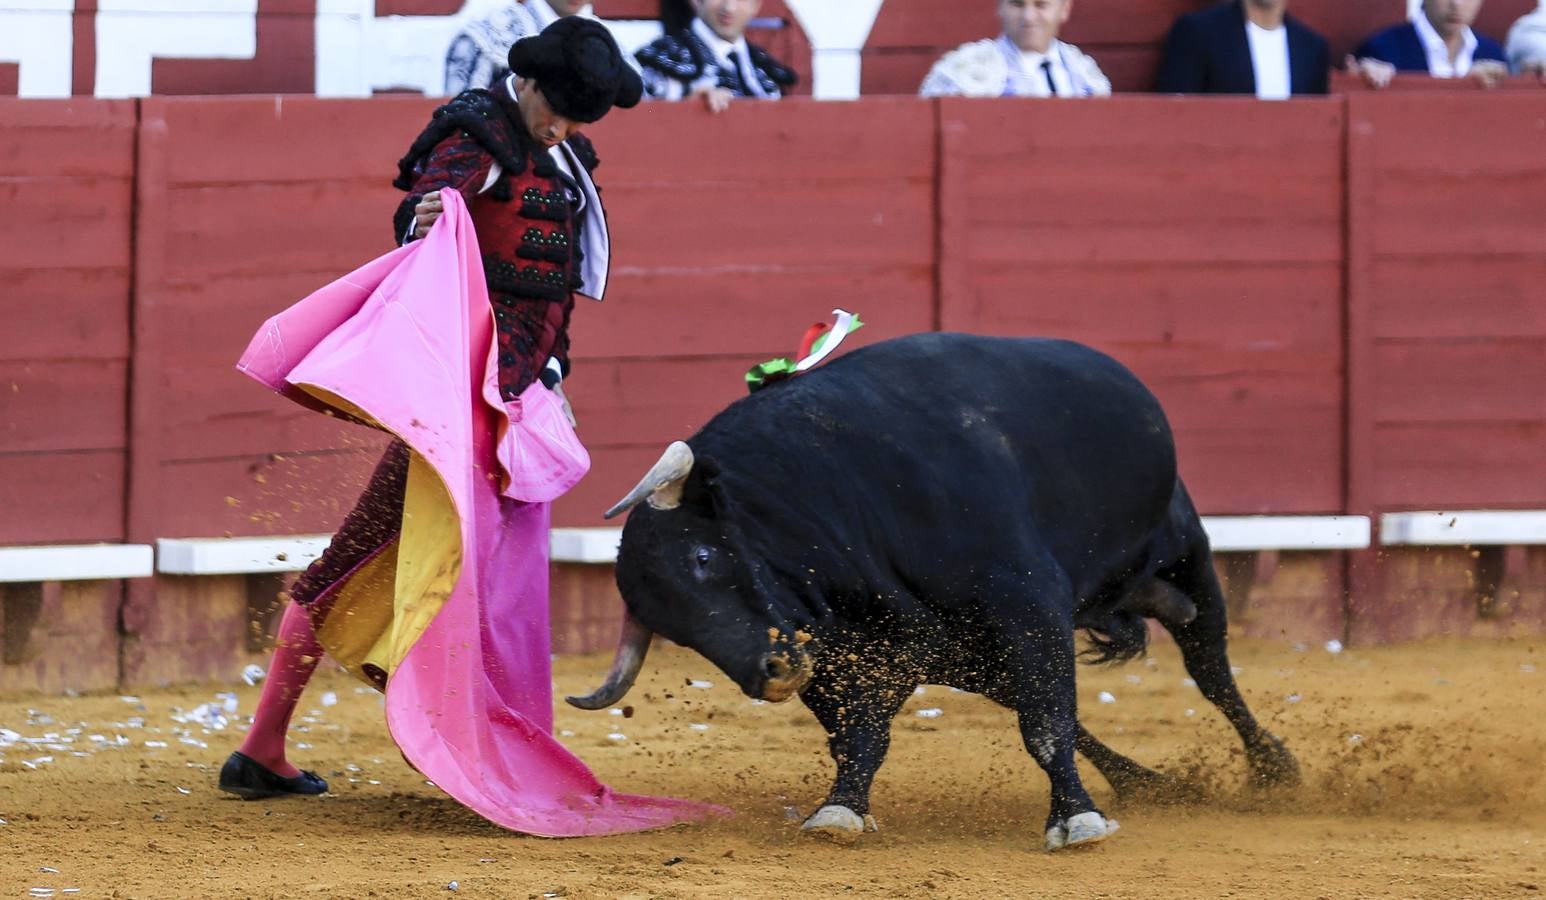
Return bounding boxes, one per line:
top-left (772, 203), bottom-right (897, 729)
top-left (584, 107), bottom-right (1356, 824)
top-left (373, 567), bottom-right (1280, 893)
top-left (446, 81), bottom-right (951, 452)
top-left (218, 751), bottom-right (329, 800)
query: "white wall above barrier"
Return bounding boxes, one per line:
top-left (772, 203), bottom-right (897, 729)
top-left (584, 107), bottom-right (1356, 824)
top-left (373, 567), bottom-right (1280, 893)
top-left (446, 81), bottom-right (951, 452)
top-left (0, 0), bottom-right (73, 97)
top-left (94, 0), bottom-right (257, 98)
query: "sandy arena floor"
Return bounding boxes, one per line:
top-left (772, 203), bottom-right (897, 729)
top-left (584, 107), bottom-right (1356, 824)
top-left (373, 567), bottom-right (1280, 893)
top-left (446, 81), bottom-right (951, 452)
top-left (1, 637), bottom-right (1543, 899)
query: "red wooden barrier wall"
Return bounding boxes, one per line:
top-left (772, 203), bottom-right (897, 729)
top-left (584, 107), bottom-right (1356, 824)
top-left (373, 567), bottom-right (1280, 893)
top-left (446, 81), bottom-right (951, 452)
top-left (1347, 92), bottom-right (1546, 514)
top-left (0, 101), bottom-right (137, 544)
top-left (127, 96), bottom-right (429, 542)
top-left (937, 96), bottom-right (1347, 513)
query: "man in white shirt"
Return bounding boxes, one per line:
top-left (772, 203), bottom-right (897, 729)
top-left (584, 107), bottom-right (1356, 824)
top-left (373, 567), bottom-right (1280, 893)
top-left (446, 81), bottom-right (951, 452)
top-left (1506, 4), bottom-right (1546, 79)
top-left (920, 0), bottom-right (1110, 98)
top-left (1154, 0), bottom-right (1330, 97)
top-left (445, 0), bottom-right (593, 95)
top-left (635, 0), bottom-right (797, 113)
top-left (1352, 0), bottom-right (1509, 88)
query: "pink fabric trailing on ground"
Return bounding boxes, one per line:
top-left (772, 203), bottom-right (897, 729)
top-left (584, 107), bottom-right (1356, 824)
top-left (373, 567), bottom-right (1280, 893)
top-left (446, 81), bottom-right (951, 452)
top-left (236, 189), bottom-right (726, 836)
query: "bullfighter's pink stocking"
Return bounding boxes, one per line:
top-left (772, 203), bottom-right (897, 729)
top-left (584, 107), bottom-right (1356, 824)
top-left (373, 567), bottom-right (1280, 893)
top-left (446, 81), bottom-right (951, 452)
top-left (237, 601), bottom-right (323, 778)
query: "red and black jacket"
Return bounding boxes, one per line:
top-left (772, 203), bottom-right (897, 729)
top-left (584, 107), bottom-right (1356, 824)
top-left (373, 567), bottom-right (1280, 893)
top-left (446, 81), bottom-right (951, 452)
top-left (392, 87), bottom-right (601, 400)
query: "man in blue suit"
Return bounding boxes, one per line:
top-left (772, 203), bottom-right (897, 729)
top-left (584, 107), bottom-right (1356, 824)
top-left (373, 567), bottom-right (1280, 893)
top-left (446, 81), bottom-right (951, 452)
top-left (1155, 0), bottom-right (1330, 97)
top-left (1352, 0), bottom-right (1509, 88)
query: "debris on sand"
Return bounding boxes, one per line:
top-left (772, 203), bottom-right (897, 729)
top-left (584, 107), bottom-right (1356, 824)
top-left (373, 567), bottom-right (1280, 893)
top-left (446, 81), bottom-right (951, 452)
top-left (1098, 692), bottom-right (1116, 704)
top-left (241, 664), bottom-right (267, 686)
top-left (915, 708), bottom-right (943, 719)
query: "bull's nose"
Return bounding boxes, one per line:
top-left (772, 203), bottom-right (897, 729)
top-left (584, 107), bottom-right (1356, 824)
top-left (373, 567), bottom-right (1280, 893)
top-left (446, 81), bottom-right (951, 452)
top-left (759, 650), bottom-right (811, 702)
top-left (764, 653), bottom-right (793, 680)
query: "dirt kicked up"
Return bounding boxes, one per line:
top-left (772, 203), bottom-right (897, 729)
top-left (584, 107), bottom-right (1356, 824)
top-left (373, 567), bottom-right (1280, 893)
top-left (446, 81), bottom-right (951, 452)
top-left (1, 637), bottom-right (1542, 899)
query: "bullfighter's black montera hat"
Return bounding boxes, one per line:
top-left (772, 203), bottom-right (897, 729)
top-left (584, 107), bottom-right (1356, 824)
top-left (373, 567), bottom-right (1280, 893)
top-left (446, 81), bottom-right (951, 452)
top-left (508, 17), bottom-right (643, 123)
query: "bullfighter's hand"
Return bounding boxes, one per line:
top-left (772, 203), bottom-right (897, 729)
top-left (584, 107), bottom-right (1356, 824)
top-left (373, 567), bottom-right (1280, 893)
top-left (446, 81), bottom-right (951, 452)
top-left (692, 85), bottom-right (734, 115)
top-left (413, 190), bottom-right (444, 239)
top-left (1469, 60), bottom-right (1508, 89)
top-left (1347, 55), bottom-right (1396, 90)
top-left (553, 380), bottom-right (577, 428)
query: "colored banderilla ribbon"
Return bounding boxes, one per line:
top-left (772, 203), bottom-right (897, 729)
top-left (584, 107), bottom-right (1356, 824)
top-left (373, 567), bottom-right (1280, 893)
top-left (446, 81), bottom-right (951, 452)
top-left (745, 309), bottom-right (864, 393)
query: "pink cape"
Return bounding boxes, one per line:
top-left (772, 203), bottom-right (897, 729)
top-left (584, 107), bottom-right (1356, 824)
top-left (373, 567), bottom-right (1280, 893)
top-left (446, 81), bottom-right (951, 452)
top-left (237, 188), bottom-right (725, 836)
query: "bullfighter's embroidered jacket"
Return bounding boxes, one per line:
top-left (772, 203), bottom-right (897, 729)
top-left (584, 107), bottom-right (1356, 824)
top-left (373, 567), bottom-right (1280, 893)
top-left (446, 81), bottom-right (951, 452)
top-left (392, 79), bottom-right (609, 400)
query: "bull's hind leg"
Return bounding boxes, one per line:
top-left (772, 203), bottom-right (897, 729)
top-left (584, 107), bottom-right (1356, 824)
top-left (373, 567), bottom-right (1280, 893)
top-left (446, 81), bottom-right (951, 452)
top-left (1156, 546), bottom-right (1300, 788)
top-left (798, 668), bottom-right (913, 842)
top-left (1076, 725), bottom-right (1200, 805)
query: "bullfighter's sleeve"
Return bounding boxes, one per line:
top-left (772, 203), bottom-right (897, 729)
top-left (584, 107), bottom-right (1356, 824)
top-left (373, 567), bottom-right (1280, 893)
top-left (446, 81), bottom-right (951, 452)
top-left (393, 133), bottom-right (496, 246)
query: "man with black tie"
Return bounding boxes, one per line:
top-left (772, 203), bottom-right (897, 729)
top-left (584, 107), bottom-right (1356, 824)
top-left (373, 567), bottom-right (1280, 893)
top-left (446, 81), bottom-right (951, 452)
top-left (920, 0), bottom-right (1111, 98)
top-left (1155, 0), bottom-right (1330, 97)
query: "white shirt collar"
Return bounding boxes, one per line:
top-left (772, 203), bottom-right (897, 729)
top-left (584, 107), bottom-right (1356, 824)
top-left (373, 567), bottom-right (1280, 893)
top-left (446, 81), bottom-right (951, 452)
top-left (1412, 7), bottom-right (1478, 76)
top-left (692, 16), bottom-right (747, 63)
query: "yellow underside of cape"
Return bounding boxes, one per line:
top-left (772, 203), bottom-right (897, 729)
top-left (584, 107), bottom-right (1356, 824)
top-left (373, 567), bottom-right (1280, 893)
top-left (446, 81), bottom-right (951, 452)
top-left (302, 386), bottom-right (463, 688)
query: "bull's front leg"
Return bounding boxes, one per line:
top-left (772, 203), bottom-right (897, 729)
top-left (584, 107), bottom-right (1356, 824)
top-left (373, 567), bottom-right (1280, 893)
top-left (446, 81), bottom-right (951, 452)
top-left (797, 667), bottom-right (913, 842)
top-left (986, 567), bottom-right (1120, 852)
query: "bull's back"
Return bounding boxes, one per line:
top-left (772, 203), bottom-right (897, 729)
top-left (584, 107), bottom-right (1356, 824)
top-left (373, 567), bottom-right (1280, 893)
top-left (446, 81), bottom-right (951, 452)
top-left (790, 335), bottom-right (1177, 568)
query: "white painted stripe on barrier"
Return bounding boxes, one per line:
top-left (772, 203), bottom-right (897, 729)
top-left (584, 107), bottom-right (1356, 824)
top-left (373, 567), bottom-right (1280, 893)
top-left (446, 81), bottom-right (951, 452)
top-left (550, 527), bottom-right (623, 564)
top-left (1379, 510), bottom-right (1546, 546)
top-left (147, 515), bottom-right (1378, 577)
top-left (0, 544), bottom-right (154, 582)
top-left (156, 535), bottom-right (331, 575)
top-left (1200, 516), bottom-right (1372, 552)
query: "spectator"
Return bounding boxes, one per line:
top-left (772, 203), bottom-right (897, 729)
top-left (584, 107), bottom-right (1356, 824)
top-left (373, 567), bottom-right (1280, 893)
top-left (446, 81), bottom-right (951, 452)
top-left (920, 0), bottom-right (1110, 98)
top-left (1155, 0), bottom-right (1330, 98)
top-left (635, 0), bottom-right (796, 113)
top-left (1351, 0), bottom-right (1509, 88)
top-left (445, 0), bottom-right (593, 94)
top-left (1507, 4), bottom-right (1546, 79)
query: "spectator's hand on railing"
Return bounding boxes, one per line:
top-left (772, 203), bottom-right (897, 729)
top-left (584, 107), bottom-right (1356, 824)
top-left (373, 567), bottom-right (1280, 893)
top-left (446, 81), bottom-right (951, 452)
top-left (1469, 60), bottom-right (1509, 89)
top-left (691, 84), bottom-right (734, 115)
top-left (1347, 55), bottom-right (1396, 90)
top-left (413, 190), bottom-right (444, 239)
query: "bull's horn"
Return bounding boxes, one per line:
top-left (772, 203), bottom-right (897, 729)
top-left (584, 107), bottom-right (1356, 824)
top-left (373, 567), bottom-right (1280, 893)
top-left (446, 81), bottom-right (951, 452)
top-left (603, 441), bottom-right (694, 519)
top-left (565, 613), bottom-right (653, 710)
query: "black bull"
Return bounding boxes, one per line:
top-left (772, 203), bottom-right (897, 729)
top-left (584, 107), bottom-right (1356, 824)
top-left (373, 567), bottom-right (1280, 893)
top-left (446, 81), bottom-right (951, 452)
top-left (571, 333), bottom-right (1299, 849)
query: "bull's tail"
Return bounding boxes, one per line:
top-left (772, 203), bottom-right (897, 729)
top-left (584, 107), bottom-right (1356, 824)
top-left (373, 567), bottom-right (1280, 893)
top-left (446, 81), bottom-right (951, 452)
top-left (1078, 609), bottom-right (1149, 665)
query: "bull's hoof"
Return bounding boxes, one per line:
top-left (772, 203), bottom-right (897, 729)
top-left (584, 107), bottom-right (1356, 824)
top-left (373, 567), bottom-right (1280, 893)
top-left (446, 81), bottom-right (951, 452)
top-left (1247, 734), bottom-right (1302, 789)
top-left (1045, 812), bottom-right (1119, 851)
top-left (800, 805), bottom-right (878, 844)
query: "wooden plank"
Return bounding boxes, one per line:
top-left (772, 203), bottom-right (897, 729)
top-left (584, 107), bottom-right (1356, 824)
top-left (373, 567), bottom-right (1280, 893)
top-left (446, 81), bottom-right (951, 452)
top-left (1373, 340), bottom-right (1546, 424)
top-left (0, 451), bottom-right (125, 543)
top-left (603, 180), bottom-right (936, 269)
top-left (0, 178), bottom-right (133, 270)
top-left (1356, 93), bottom-right (1546, 174)
top-left (156, 96), bottom-right (431, 183)
top-left (0, 100), bottom-right (137, 175)
top-left (1373, 421), bottom-right (1546, 510)
top-left (1372, 172), bottom-right (1546, 258)
top-left (155, 449), bottom-right (386, 538)
top-left (1370, 257), bottom-right (1546, 340)
top-left (0, 269), bottom-right (131, 361)
top-left (951, 262), bottom-right (1342, 344)
top-left (945, 96), bottom-right (1345, 168)
top-left (572, 266), bottom-right (934, 359)
top-left (158, 363), bottom-right (384, 462)
top-left (0, 360), bottom-right (127, 454)
top-left (589, 96), bottom-right (935, 181)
